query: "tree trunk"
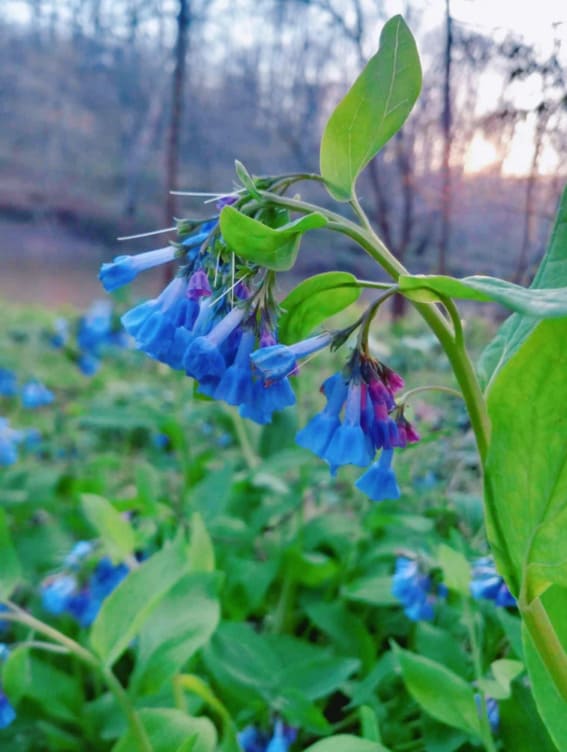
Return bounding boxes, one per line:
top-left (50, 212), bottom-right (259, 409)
top-left (438, 0), bottom-right (453, 275)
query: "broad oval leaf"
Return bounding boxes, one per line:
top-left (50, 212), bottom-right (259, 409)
top-left (303, 736), bottom-right (390, 752)
top-left (81, 494), bottom-right (135, 564)
top-left (112, 709), bottom-right (216, 752)
top-left (278, 272), bottom-right (361, 345)
top-left (90, 534), bottom-right (190, 667)
top-left (220, 206), bottom-right (327, 271)
top-left (479, 185), bottom-right (567, 387)
top-left (320, 15), bottom-right (422, 201)
top-left (395, 647), bottom-right (482, 738)
top-left (398, 273), bottom-right (567, 318)
top-left (484, 318), bottom-right (567, 601)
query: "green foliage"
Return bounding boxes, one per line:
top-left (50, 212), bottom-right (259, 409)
top-left (219, 207), bottom-right (328, 271)
top-left (0, 508), bottom-right (21, 598)
top-left (81, 493), bottom-right (136, 563)
top-left (320, 15), bottom-right (421, 201)
top-left (278, 272), bottom-right (361, 345)
top-left (399, 272), bottom-right (567, 317)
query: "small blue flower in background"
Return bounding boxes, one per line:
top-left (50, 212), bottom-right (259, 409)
top-left (41, 574), bottom-right (78, 615)
top-left (0, 605), bottom-right (9, 632)
top-left (0, 418), bottom-right (25, 466)
top-left (77, 300), bottom-right (113, 355)
top-left (238, 721), bottom-right (296, 752)
top-left (0, 644), bottom-right (10, 662)
top-left (470, 557), bottom-right (516, 608)
top-left (50, 318), bottom-right (69, 349)
top-left (391, 556), bottom-right (445, 622)
top-left (64, 541), bottom-right (94, 569)
top-left (0, 369), bottom-right (18, 398)
top-left (21, 381), bottom-right (54, 409)
top-left (41, 552), bottom-right (130, 627)
top-left (475, 694), bottom-right (499, 732)
top-left (0, 690), bottom-right (16, 729)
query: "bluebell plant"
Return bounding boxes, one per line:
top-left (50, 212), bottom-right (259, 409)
top-left (21, 380), bottom-right (54, 409)
top-left (238, 721), bottom-right (297, 752)
top-left (0, 369), bottom-right (18, 398)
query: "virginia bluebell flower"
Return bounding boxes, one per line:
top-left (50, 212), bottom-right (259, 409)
top-left (470, 557), bottom-right (516, 607)
top-left (0, 644), bottom-right (10, 662)
top-left (238, 721), bottom-right (296, 752)
top-left (41, 574), bottom-right (78, 615)
top-left (21, 381), bottom-right (54, 409)
top-left (100, 246), bottom-right (178, 292)
top-left (77, 300), bottom-right (113, 355)
top-left (0, 418), bottom-right (25, 466)
top-left (0, 690), bottom-right (16, 729)
top-left (50, 317), bottom-right (69, 349)
top-left (475, 694), bottom-right (499, 732)
top-left (78, 352), bottom-right (101, 376)
top-left (391, 556), bottom-right (445, 622)
top-left (250, 333), bottom-right (332, 383)
top-left (355, 448), bottom-right (400, 501)
top-left (64, 541), bottom-right (94, 569)
top-left (0, 369), bottom-right (18, 398)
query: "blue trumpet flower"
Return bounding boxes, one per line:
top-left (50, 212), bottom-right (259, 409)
top-left (100, 246), bottom-right (177, 292)
top-left (355, 448), bottom-right (401, 501)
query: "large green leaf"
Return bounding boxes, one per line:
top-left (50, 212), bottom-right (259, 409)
top-left (398, 273), bottom-right (567, 317)
top-left (395, 647), bottom-right (481, 738)
top-left (112, 709), bottom-right (216, 752)
top-left (90, 534), bottom-right (190, 666)
top-left (303, 736), bottom-right (390, 752)
top-left (278, 272), bottom-right (361, 345)
top-left (219, 207), bottom-right (327, 271)
top-left (484, 319), bottom-right (567, 601)
top-left (320, 15), bottom-right (421, 201)
top-left (478, 185), bottom-right (567, 387)
top-left (130, 573), bottom-right (221, 696)
top-left (0, 508), bottom-right (21, 598)
top-left (81, 494), bottom-right (135, 564)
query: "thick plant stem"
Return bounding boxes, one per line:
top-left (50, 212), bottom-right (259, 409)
top-left (0, 604), bottom-right (153, 752)
top-left (522, 597), bottom-right (567, 704)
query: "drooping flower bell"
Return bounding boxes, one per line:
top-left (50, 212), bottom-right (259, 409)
top-left (100, 246), bottom-right (178, 292)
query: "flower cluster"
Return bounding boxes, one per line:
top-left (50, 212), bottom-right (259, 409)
top-left (470, 557), bottom-right (516, 608)
top-left (41, 544), bottom-right (130, 627)
top-left (51, 301), bottom-right (128, 376)
top-left (98, 198), bottom-right (419, 502)
top-left (238, 721), bottom-right (297, 752)
top-left (391, 556), bottom-right (446, 622)
top-left (263, 346), bottom-right (418, 501)
top-left (0, 368), bottom-right (54, 410)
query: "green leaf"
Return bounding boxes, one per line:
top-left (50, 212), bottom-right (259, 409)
top-left (303, 736), bottom-right (390, 752)
top-left (398, 273), bottom-right (567, 318)
top-left (320, 15), bottom-right (421, 201)
top-left (130, 573), bottom-right (221, 696)
top-left (499, 681), bottom-right (558, 752)
top-left (278, 272), bottom-right (361, 345)
top-left (2, 646), bottom-right (31, 704)
top-left (234, 160), bottom-right (260, 199)
top-left (484, 319), bottom-right (567, 600)
top-left (479, 185), bottom-right (567, 387)
top-left (436, 544), bottom-right (471, 596)
top-left (81, 494), bottom-right (135, 564)
top-left (477, 659), bottom-right (524, 700)
top-left (112, 709), bottom-right (216, 752)
top-left (0, 508), bottom-right (21, 598)
top-left (188, 513), bottom-right (215, 573)
top-left (219, 206), bottom-right (327, 271)
top-left (305, 601), bottom-right (375, 672)
top-left (90, 534), bottom-right (190, 666)
top-left (341, 575), bottom-right (397, 606)
top-left (395, 647), bottom-right (482, 738)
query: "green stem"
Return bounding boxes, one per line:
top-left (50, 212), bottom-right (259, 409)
top-left (258, 189), bottom-right (491, 462)
top-left (1, 604), bottom-right (153, 752)
top-left (228, 408), bottom-right (260, 469)
top-left (463, 598), bottom-right (498, 752)
top-left (521, 596), bottom-right (567, 704)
